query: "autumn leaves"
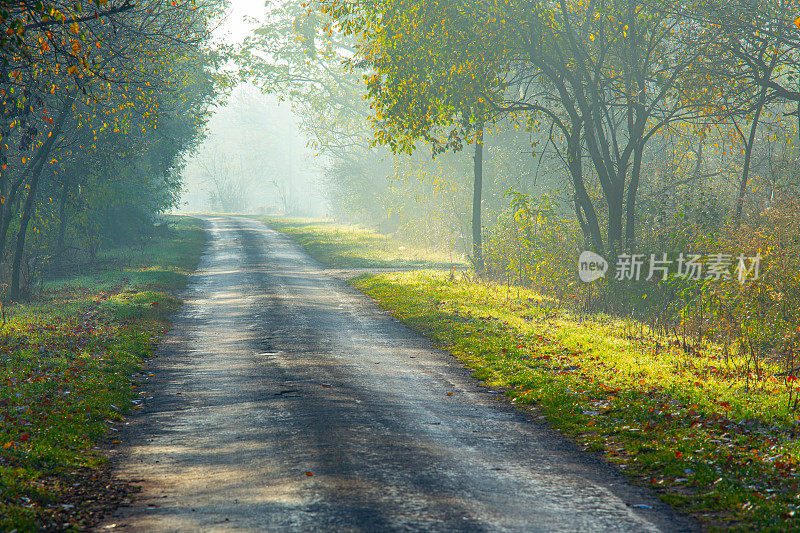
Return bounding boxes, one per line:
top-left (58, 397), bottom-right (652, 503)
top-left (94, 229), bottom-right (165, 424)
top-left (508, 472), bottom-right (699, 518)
top-left (0, 1), bottom-right (219, 298)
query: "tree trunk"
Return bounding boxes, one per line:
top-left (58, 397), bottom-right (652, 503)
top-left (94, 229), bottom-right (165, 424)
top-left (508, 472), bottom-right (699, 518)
top-left (625, 141), bottom-right (643, 249)
top-left (607, 185), bottom-right (624, 253)
top-left (695, 138), bottom-right (702, 180)
top-left (735, 55), bottom-right (775, 226)
top-left (578, 100), bottom-right (624, 252)
top-left (11, 97), bottom-right (72, 300)
top-left (472, 123), bottom-right (484, 273)
top-left (734, 92), bottom-right (768, 226)
top-left (0, 137), bottom-right (53, 259)
top-left (57, 179), bottom-right (69, 254)
top-left (567, 126), bottom-right (603, 252)
top-left (0, 65), bottom-right (10, 262)
top-left (11, 160), bottom-right (46, 299)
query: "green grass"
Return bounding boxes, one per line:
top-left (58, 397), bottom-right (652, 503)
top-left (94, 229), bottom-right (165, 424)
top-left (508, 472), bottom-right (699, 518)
top-left (0, 216), bottom-right (205, 532)
top-left (354, 270), bottom-right (800, 531)
top-left (265, 217), bottom-right (800, 530)
top-left (260, 217), bottom-right (464, 269)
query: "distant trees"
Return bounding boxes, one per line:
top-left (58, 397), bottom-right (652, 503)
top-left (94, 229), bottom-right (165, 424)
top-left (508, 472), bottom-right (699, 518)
top-left (239, 1), bottom-right (408, 228)
top-left (200, 151), bottom-right (251, 213)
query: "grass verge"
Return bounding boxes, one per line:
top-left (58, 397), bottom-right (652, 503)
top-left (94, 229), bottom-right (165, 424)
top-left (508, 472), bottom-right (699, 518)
top-left (260, 217), bottom-right (463, 269)
top-left (0, 216), bottom-right (205, 532)
top-left (265, 218), bottom-right (800, 530)
top-left (354, 270), bottom-right (800, 531)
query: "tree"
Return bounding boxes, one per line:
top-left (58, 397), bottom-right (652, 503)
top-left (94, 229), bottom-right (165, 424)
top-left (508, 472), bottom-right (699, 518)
top-left (676, 0), bottom-right (800, 224)
top-left (503, 0), bottom-right (727, 251)
top-left (0, 0), bottom-right (222, 298)
top-left (320, 0), bottom-right (510, 269)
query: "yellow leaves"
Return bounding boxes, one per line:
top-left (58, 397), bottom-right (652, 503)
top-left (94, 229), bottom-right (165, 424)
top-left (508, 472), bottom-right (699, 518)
top-left (70, 22), bottom-right (80, 35)
top-left (589, 33), bottom-right (595, 41)
top-left (795, 15), bottom-right (800, 30)
top-left (67, 65), bottom-right (78, 75)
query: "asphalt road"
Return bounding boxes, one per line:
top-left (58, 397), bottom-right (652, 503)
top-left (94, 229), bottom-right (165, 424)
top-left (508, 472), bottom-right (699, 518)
top-left (105, 215), bottom-right (695, 532)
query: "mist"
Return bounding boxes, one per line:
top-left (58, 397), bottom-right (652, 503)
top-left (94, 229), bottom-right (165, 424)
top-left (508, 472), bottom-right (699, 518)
top-left (178, 84), bottom-right (327, 216)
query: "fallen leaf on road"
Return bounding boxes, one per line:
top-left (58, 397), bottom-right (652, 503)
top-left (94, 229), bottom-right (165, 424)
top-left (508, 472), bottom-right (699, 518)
top-left (305, 471), bottom-right (314, 476)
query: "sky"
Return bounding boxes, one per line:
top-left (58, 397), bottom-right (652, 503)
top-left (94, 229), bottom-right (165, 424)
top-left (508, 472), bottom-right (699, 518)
top-left (212, 0), bottom-right (267, 44)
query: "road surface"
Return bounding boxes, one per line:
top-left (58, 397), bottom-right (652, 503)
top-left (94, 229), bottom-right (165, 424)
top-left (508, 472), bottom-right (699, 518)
top-left (105, 216), bottom-right (695, 532)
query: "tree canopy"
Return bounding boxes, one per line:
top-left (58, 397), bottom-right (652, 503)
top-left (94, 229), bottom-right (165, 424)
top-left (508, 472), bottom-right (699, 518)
top-left (0, 0), bottom-right (223, 298)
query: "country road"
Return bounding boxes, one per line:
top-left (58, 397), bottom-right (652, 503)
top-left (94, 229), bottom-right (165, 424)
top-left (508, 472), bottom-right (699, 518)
top-left (105, 216), bottom-right (695, 532)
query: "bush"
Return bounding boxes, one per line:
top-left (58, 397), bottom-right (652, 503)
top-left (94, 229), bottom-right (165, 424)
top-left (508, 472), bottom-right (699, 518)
top-left (483, 191), bottom-right (581, 299)
top-left (485, 188), bottom-right (800, 389)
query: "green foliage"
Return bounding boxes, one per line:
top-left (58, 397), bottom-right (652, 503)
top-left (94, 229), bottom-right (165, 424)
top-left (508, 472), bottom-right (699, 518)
top-left (0, 1), bottom-right (221, 300)
top-left (484, 190), bottom-right (581, 296)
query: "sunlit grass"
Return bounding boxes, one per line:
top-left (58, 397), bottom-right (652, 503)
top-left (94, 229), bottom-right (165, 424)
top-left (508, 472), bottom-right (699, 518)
top-left (261, 216), bottom-right (465, 269)
top-left (0, 217), bottom-right (205, 531)
top-left (250, 217), bottom-right (800, 528)
top-left (355, 270), bottom-right (800, 530)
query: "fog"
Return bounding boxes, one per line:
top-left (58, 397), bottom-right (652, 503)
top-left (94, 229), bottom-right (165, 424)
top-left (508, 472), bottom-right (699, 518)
top-left (176, 1), bottom-right (327, 216)
top-left (178, 84), bottom-right (327, 215)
